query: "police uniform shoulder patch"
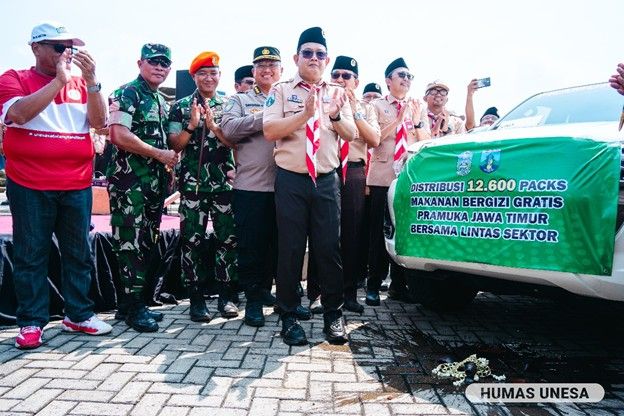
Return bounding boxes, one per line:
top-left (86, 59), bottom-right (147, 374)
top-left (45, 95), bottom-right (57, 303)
top-left (223, 99), bottom-right (235, 113)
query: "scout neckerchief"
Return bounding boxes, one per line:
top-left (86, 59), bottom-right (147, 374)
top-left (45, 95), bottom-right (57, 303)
top-left (299, 81), bottom-right (321, 184)
top-left (338, 137), bottom-right (348, 184)
top-left (394, 100), bottom-right (407, 163)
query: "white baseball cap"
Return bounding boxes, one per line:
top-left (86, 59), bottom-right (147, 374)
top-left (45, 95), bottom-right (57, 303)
top-left (28, 21), bottom-right (84, 46)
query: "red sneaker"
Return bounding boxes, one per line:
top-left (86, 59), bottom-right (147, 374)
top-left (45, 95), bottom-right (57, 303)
top-left (15, 326), bottom-right (43, 349)
top-left (61, 315), bottom-right (112, 335)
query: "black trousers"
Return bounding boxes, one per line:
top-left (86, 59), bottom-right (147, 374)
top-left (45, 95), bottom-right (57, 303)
top-left (233, 189), bottom-right (276, 299)
top-left (307, 162), bottom-right (365, 301)
top-left (275, 168), bottom-right (343, 314)
top-left (367, 185), bottom-right (405, 291)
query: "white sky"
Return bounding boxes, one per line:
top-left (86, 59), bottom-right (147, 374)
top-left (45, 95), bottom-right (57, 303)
top-left (2, 0), bottom-right (623, 119)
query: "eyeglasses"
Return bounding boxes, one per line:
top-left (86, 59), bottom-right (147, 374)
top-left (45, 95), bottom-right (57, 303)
top-left (299, 49), bottom-right (327, 60)
top-left (242, 79), bottom-right (255, 85)
top-left (426, 88), bottom-right (448, 96)
top-left (331, 72), bottom-right (356, 80)
top-left (146, 58), bottom-right (171, 69)
top-left (395, 71), bottom-right (414, 80)
top-left (39, 42), bottom-right (71, 54)
top-left (254, 62), bottom-right (280, 69)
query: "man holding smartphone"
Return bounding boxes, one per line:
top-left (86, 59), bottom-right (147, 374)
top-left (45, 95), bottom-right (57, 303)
top-left (0, 21), bottom-right (112, 349)
top-left (423, 80), bottom-right (466, 137)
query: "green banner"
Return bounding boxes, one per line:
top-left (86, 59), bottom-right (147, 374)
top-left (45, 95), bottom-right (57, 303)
top-left (393, 137), bottom-right (620, 276)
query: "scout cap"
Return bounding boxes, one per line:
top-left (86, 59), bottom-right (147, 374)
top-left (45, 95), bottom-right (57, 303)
top-left (425, 80), bottom-right (450, 93)
top-left (189, 51), bottom-right (220, 75)
top-left (234, 65), bottom-right (253, 82)
top-left (363, 82), bottom-right (382, 95)
top-left (332, 55), bottom-right (358, 76)
top-left (385, 57), bottom-right (408, 78)
top-left (297, 27), bottom-right (326, 51)
top-left (141, 43), bottom-right (171, 62)
top-left (253, 46), bottom-right (281, 62)
top-left (29, 21), bottom-right (84, 46)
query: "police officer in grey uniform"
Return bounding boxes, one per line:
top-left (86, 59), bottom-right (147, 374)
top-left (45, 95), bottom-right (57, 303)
top-left (221, 46), bottom-right (283, 327)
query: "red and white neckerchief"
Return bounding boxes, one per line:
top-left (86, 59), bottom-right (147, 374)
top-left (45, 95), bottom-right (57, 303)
top-left (300, 82), bottom-right (321, 184)
top-left (338, 137), bottom-right (348, 184)
top-left (394, 100), bottom-right (408, 162)
top-left (365, 147), bottom-right (373, 178)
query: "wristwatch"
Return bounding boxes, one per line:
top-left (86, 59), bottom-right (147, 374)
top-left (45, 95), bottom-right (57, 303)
top-left (329, 113), bottom-right (341, 122)
top-left (87, 82), bottom-right (101, 93)
top-left (354, 111), bottom-right (365, 121)
top-left (414, 121), bottom-right (423, 129)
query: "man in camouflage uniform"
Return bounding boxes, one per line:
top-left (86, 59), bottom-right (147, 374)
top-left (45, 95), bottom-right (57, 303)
top-left (168, 51), bottom-right (238, 320)
top-left (108, 44), bottom-right (178, 333)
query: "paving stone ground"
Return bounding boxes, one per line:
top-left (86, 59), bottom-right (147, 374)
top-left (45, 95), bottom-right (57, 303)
top-left (1, 289), bottom-right (624, 416)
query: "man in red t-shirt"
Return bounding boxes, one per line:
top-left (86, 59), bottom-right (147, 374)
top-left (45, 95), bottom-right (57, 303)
top-left (0, 21), bottom-right (112, 349)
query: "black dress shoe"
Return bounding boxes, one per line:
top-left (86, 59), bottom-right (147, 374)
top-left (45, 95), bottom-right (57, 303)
top-left (343, 298), bottom-right (364, 314)
top-left (323, 313), bottom-right (347, 344)
top-left (281, 314), bottom-right (308, 346)
top-left (125, 302), bottom-right (159, 333)
top-left (309, 296), bottom-right (324, 314)
top-left (189, 294), bottom-right (211, 322)
top-left (244, 301), bottom-right (265, 327)
top-left (115, 301), bottom-right (163, 322)
top-left (260, 289), bottom-right (276, 307)
top-left (365, 290), bottom-right (381, 306)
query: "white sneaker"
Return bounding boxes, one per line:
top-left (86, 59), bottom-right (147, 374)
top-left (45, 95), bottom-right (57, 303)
top-left (62, 315), bottom-right (112, 335)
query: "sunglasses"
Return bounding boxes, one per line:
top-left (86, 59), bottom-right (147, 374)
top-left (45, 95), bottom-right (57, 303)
top-left (146, 58), bottom-right (171, 68)
top-left (242, 79), bottom-right (255, 85)
top-left (299, 49), bottom-right (327, 60)
top-left (39, 42), bottom-right (75, 54)
top-left (426, 88), bottom-right (448, 96)
top-left (395, 71), bottom-right (414, 80)
top-left (331, 72), bottom-right (356, 80)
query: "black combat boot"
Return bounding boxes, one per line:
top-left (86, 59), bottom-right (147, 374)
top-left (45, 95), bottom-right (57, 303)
top-left (244, 287), bottom-right (265, 327)
top-left (115, 295), bottom-right (163, 322)
top-left (344, 297), bottom-right (364, 314)
top-left (189, 292), bottom-right (211, 322)
top-left (125, 300), bottom-right (159, 333)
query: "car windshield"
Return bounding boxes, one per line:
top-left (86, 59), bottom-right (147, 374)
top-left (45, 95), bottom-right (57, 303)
top-left (496, 83), bottom-right (623, 129)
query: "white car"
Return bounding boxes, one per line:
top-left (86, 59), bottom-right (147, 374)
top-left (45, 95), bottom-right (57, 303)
top-left (385, 83), bottom-right (624, 309)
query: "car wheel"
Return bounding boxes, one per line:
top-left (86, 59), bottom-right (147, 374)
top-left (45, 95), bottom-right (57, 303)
top-left (406, 269), bottom-right (477, 311)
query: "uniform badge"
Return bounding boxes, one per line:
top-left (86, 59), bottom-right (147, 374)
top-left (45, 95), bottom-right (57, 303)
top-left (287, 95), bottom-right (302, 103)
top-left (351, 59), bottom-right (357, 67)
top-left (479, 149), bottom-right (501, 174)
top-left (265, 92), bottom-right (276, 107)
top-left (262, 48), bottom-right (270, 55)
top-left (456, 151), bottom-right (473, 176)
top-left (404, 119), bottom-right (414, 130)
top-left (223, 100), bottom-right (235, 113)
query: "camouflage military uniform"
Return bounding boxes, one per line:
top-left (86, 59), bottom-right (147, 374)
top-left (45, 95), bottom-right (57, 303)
top-left (107, 75), bottom-right (169, 296)
top-left (168, 90), bottom-right (237, 287)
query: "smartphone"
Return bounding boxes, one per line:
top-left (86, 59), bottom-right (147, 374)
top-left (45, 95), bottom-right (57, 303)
top-left (476, 77), bottom-right (491, 88)
top-left (67, 47), bottom-right (78, 64)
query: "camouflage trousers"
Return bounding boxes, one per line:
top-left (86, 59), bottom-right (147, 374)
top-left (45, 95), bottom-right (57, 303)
top-left (108, 184), bottom-right (165, 297)
top-left (180, 190), bottom-right (237, 287)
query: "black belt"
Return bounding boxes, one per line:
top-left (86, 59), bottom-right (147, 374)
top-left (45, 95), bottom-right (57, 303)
top-left (347, 160), bottom-right (365, 167)
top-left (278, 166), bottom-right (337, 178)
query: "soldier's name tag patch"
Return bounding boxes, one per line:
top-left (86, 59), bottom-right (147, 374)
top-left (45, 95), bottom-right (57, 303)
top-left (287, 95), bottom-right (302, 104)
top-left (245, 103), bottom-right (263, 107)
